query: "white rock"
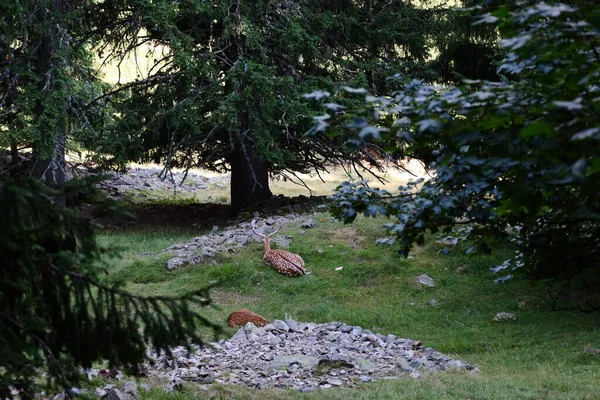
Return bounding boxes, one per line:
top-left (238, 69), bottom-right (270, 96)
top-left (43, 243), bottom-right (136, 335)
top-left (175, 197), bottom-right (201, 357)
top-left (416, 274), bottom-right (435, 287)
top-left (272, 320), bottom-right (290, 332)
top-left (494, 312), bottom-right (517, 321)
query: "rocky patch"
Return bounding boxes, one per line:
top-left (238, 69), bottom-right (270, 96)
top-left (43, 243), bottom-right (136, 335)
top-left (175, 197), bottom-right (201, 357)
top-left (145, 320), bottom-right (478, 392)
top-left (98, 167), bottom-right (226, 198)
top-left (156, 215), bottom-right (313, 270)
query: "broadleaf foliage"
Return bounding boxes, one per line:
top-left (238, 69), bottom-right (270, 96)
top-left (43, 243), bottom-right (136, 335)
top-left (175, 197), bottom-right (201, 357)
top-left (328, 2), bottom-right (600, 309)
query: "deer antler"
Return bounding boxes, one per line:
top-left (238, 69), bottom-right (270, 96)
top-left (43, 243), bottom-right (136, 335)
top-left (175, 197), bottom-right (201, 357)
top-left (267, 223), bottom-right (280, 237)
top-left (252, 220), bottom-right (281, 237)
top-left (251, 219), bottom-right (265, 238)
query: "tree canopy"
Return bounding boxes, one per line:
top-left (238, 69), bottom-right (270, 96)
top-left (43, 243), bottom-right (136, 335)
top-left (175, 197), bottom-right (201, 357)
top-left (2, 0), bottom-right (499, 210)
top-left (80, 0), bottom-right (496, 211)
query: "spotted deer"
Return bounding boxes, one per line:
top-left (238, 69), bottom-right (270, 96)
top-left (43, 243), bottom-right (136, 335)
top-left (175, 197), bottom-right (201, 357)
top-left (227, 309), bottom-right (269, 327)
top-left (251, 220), bottom-right (310, 277)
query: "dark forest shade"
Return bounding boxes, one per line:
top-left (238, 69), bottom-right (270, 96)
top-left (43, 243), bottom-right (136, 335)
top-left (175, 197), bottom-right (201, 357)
top-left (0, 176), bottom-right (222, 398)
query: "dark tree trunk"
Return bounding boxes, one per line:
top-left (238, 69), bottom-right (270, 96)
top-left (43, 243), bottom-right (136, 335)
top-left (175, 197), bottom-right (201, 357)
top-left (31, 4), bottom-right (67, 188)
top-left (31, 130), bottom-right (67, 187)
top-left (223, 2), bottom-right (272, 213)
top-left (230, 137), bottom-right (273, 213)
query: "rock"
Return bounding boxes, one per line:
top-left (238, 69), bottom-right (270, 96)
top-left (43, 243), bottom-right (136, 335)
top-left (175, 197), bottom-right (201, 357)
top-left (325, 322), bottom-right (343, 331)
top-left (200, 247), bottom-right (218, 257)
top-left (266, 354), bottom-right (320, 371)
top-left (166, 257), bottom-right (187, 270)
top-left (243, 322), bottom-right (258, 334)
top-left (356, 359), bottom-right (376, 373)
top-left (316, 359), bottom-right (354, 375)
top-left (142, 319), bottom-right (476, 391)
top-left (327, 378), bottom-right (343, 386)
top-left (269, 336), bottom-right (282, 346)
top-left (365, 334), bottom-right (378, 343)
top-left (247, 333), bottom-right (261, 342)
top-left (122, 381), bottom-right (140, 399)
top-left (272, 320), bottom-right (290, 332)
top-left (301, 219), bottom-right (317, 228)
top-left (385, 334), bottom-right (397, 345)
top-left (416, 274), bottom-right (435, 287)
top-left (493, 312), bottom-right (517, 322)
top-left (229, 328), bottom-right (247, 342)
top-left (285, 319), bottom-right (299, 332)
top-left (446, 360), bottom-right (465, 369)
top-left (583, 347), bottom-right (600, 355)
top-left (349, 326), bottom-right (363, 336)
top-left (165, 377), bottom-right (184, 392)
top-left (101, 389), bottom-right (126, 400)
top-left (397, 359), bottom-right (413, 372)
top-left (139, 383), bottom-right (151, 392)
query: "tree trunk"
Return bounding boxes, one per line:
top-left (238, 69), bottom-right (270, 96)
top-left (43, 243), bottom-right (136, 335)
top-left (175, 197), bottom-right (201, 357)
top-left (230, 137), bottom-right (273, 213)
top-left (31, 129), bottom-right (67, 187)
top-left (31, 4), bottom-right (67, 188)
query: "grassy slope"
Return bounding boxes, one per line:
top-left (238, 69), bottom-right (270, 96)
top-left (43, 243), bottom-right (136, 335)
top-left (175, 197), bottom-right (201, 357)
top-left (97, 215), bottom-right (600, 400)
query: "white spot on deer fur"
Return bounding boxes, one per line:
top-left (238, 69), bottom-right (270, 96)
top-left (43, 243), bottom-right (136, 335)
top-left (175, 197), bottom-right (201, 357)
top-left (252, 220), bottom-right (307, 277)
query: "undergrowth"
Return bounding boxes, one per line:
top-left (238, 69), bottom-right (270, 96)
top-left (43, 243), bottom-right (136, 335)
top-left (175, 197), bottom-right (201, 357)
top-left (96, 215), bottom-right (600, 399)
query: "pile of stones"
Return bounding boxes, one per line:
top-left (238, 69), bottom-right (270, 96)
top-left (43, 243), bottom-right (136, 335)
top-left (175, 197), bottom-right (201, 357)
top-left (157, 215), bottom-right (317, 270)
top-left (145, 320), bottom-right (478, 392)
top-left (98, 167), bottom-right (225, 197)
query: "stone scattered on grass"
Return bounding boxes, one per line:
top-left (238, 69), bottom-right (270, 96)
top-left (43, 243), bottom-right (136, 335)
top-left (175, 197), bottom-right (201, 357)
top-left (455, 266), bottom-right (468, 274)
top-left (100, 388), bottom-right (126, 400)
top-left (143, 320), bottom-right (478, 392)
top-left (493, 312), bottom-right (517, 322)
top-left (158, 215), bottom-right (305, 270)
top-left (122, 381), bottom-right (140, 400)
top-left (99, 167), bottom-right (212, 197)
top-left (302, 218), bottom-right (317, 228)
top-left (416, 274), bottom-right (435, 287)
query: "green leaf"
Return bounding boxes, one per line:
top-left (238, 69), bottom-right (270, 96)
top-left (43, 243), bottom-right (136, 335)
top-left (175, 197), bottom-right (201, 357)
top-left (519, 122), bottom-right (554, 138)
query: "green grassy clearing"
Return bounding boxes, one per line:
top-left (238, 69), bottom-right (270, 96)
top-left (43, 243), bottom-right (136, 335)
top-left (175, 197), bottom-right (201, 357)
top-left (96, 214), bottom-right (600, 399)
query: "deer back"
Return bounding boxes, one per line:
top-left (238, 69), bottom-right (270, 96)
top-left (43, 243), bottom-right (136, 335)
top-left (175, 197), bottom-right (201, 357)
top-left (264, 249), bottom-right (306, 277)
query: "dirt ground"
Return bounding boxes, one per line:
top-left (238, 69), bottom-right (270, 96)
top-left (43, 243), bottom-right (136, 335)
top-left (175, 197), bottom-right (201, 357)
top-left (95, 195), bottom-right (329, 233)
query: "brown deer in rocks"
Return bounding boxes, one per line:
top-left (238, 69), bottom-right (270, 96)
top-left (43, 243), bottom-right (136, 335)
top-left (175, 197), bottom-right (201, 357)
top-left (251, 220), bottom-right (309, 277)
top-left (227, 309), bottom-right (269, 327)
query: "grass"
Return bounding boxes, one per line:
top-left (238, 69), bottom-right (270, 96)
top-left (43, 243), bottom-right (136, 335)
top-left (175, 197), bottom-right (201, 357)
top-left (96, 213), bottom-right (600, 400)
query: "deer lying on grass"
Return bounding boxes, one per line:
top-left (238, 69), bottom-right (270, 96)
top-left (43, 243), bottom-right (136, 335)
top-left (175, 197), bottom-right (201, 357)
top-left (227, 309), bottom-right (269, 327)
top-left (251, 220), bottom-right (310, 277)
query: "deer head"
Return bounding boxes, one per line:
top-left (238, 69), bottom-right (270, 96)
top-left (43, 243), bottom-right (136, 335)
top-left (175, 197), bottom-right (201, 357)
top-left (251, 219), bottom-right (280, 253)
